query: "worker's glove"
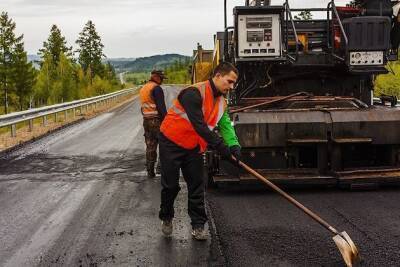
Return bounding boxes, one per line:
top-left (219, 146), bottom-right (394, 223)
top-left (216, 142), bottom-right (232, 160)
top-left (229, 145), bottom-right (241, 163)
top-left (216, 142), bottom-right (240, 167)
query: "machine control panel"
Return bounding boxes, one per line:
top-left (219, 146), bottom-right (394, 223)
top-left (349, 51), bottom-right (384, 66)
top-left (238, 14), bottom-right (281, 58)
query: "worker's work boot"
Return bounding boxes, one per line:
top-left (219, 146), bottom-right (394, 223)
top-left (161, 220), bottom-right (173, 236)
top-left (147, 162), bottom-right (155, 178)
top-left (156, 162), bottom-right (161, 175)
top-left (147, 169), bottom-right (155, 178)
top-left (191, 227), bottom-right (208, 241)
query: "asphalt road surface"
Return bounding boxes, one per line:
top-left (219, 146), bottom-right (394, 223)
top-left (1, 87), bottom-right (400, 266)
top-left (0, 92), bottom-right (212, 267)
top-left (208, 186), bottom-right (400, 266)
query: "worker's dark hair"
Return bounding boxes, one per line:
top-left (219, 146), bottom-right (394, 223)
top-left (212, 62), bottom-right (238, 77)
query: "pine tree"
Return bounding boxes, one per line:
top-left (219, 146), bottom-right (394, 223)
top-left (0, 11), bottom-right (23, 114)
top-left (39, 24), bottom-right (73, 66)
top-left (75, 21), bottom-right (105, 83)
top-left (12, 42), bottom-right (36, 110)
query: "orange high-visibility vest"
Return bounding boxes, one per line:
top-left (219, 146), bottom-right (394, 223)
top-left (140, 81), bottom-right (159, 118)
top-left (160, 80), bottom-right (226, 152)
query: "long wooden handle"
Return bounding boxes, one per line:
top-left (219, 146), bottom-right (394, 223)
top-left (236, 157), bottom-right (340, 235)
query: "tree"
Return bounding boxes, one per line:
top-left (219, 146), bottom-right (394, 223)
top-left (75, 20), bottom-right (105, 83)
top-left (103, 61), bottom-right (119, 86)
top-left (375, 63), bottom-right (400, 98)
top-left (39, 24), bottom-right (73, 66)
top-left (0, 11), bottom-right (23, 114)
top-left (294, 11), bottom-right (313, 20)
top-left (54, 52), bottom-right (77, 102)
top-left (76, 66), bottom-right (91, 98)
top-left (164, 59), bottom-right (191, 84)
top-left (34, 53), bottom-right (53, 106)
top-left (12, 42), bottom-right (36, 110)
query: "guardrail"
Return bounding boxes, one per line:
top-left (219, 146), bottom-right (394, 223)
top-left (0, 88), bottom-right (136, 138)
top-left (373, 97), bottom-right (400, 107)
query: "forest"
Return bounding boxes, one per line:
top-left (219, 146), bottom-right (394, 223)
top-left (0, 12), bottom-right (121, 115)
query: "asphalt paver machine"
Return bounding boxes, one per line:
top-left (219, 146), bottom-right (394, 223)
top-left (197, 0), bottom-right (400, 187)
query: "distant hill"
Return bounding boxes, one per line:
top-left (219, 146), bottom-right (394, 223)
top-left (28, 54), bottom-right (191, 73)
top-left (28, 54), bottom-right (41, 62)
top-left (107, 54), bottom-right (191, 73)
top-left (104, 57), bottom-right (135, 68)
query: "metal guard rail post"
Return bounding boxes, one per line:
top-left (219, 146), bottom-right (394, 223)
top-left (0, 88), bottom-right (136, 138)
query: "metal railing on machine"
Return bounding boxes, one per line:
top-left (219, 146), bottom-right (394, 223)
top-left (0, 88), bottom-right (136, 138)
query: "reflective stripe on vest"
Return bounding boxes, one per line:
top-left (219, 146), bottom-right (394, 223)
top-left (139, 81), bottom-right (159, 117)
top-left (160, 80), bottom-right (226, 152)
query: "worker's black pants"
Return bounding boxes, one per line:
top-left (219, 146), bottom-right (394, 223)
top-left (158, 133), bottom-right (207, 229)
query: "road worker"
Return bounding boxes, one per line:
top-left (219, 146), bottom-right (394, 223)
top-left (139, 70), bottom-right (167, 178)
top-left (158, 62), bottom-right (241, 240)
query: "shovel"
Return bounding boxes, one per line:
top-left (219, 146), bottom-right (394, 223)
top-left (233, 157), bottom-right (360, 267)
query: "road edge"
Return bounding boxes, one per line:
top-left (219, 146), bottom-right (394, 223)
top-left (205, 200), bottom-right (227, 267)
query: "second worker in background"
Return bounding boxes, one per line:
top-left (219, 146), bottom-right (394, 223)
top-left (139, 70), bottom-right (168, 178)
top-left (158, 62), bottom-right (241, 240)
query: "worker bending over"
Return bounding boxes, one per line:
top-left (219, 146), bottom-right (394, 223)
top-left (139, 70), bottom-right (167, 178)
top-left (158, 62), bottom-right (241, 240)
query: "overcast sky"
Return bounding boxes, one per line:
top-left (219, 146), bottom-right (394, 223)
top-left (3, 0), bottom-right (350, 58)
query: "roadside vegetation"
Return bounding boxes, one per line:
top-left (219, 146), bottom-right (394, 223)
top-left (124, 72), bottom-right (149, 85)
top-left (0, 12), bottom-right (122, 115)
top-left (374, 62), bottom-right (400, 98)
top-left (123, 56), bottom-right (192, 85)
top-left (164, 58), bottom-right (192, 84)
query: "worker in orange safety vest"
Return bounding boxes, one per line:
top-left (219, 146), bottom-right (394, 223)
top-left (158, 62), bottom-right (241, 240)
top-left (139, 70), bottom-right (167, 178)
